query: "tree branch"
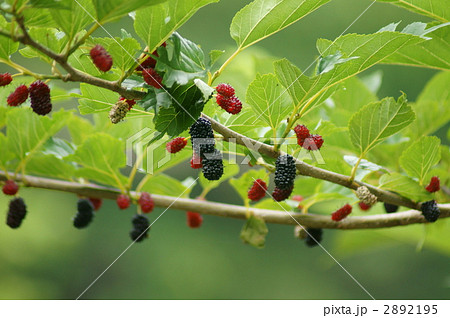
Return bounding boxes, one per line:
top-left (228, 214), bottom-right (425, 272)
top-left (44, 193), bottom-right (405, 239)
top-left (203, 114), bottom-right (433, 211)
top-left (1, 171), bottom-right (449, 229)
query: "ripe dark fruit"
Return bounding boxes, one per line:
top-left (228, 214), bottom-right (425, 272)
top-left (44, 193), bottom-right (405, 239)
top-left (384, 202), bottom-right (399, 213)
top-left (7, 85), bottom-right (29, 106)
top-left (130, 214), bottom-right (150, 242)
top-left (2, 180), bottom-right (19, 195)
top-left (186, 211), bottom-right (203, 228)
top-left (0, 73), bottom-right (12, 87)
top-left (190, 153), bottom-right (203, 169)
top-left (202, 149), bottom-right (224, 181)
top-left (272, 186), bottom-right (294, 201)
top-left (138, 192), bottom-right (155, 214)
top-left (88, 197), bottom-right (103, 211)
top-left (358, 201), bottom-right (371, 211)
top-left (29, 81), bottom-right (52, 116)
top-left (189, 118), bottom-right (215, 158)
top-left (216, 83), bottom-right (235, 97)
top-left (90, 45), bottom-right (113, 72)
top-left (425, 176), bottom-right (440, 193)
top-left (137, 43), bottom-right (166, 70)
top-left (274, 154), bottom-right (296, 190)
top-left (331, 203), bottom-right (352, 221)
top-left (216, 94), bottom-right (242, 115)
top-left (73, 199), bottom-right (94, 229)
top-left (305, 228), bottom-right (323, 247)
top-left (6, 197), bottom-right (27, 229)
top-left (421, 200), bottom-right (440, 222)
top-left (166, 137), bottom-right (188, 153)
top-left (116, 194), bottom-right (131, 210)
top-left (143, 68), bottom-right (163, 89)
top-left (247, 179), bottom-right (267, 201)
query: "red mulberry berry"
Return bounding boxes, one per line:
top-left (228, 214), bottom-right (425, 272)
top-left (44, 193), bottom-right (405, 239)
top-left (7, 85), bottom-right (28, 106)
top-left (274, 154), bottom-right (296, 190)
top-left (247, 179), bottom-right (267, 201)
top-left (305, 228), bottom-right (323, 247)
top-left (425, 176), bottom-right (440, 193)
top-left (384, 202), bottom-right (399, 213)
top-left (331, 203), bottom-right (352, 221)
top-left (2, 180), bottom-right (19, 195)
top-left (137, 43), bottom-right (166, 70)
top-left (216, 94), bottom-right (242, 115)
top-left (88, 197), bottom-right (103, 211)
top-left (116, 194), bottom-right (131, 210)
top-left (73, 199), bottom-right (94, 229)
top-left (272, 186), bottom-right (293, 201)
top-left (216, 83), bottom-right (235, 97)
top-left (303, 134), bottom-right (324, 150)
top-left (0, 73), bottom-right (12, 87)
top-left (294, 125), bottom-right (310, 146)
top-left (421, 200), bottom-right (440, 222)
top-left (130, 214), bottom-right (150, 242)
top-left (186, 211), bottom-right (203, 228)
top-left (166, 137), bottom-right (187, 153)
top-left (119, 97), bottom-right (136, 109)
top-left (90, 45), bottom-right (113, 72)
top-left (190, 153), bottom-right (203, 169)
top-left (138, 192), bottom-right (155, 214)
top-left (358, 201), bottom-right (371, 211)
top-left (6, 197), bottom-right (27, 229)
top-left (143, 68), bottom-right (163, 89)
top-left (29, 81), bottom-right (52, 115)
top-left (202, 149), bottom-right (224, 181)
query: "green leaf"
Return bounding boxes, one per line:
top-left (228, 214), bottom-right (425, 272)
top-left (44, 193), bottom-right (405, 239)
top-left (344, 155), bottom-right (388, 173)
top-left (29, 0), bottom-right (70, 9)
top-left (245, 73), bottom-right (293, 131)
top-left (67, 115), bottom-right (95, 145)
top-left (240, 215), bottom-right (268, 249)
top-left (26, 154), bottom-right (76, 180)
top-left (154, 83), bottom-right (205, 136)
top-left (349, 94), bottom-right (415, 155)
top-left (0, 133), bottom-right (15, 168)
top-left (75, 83), bottom-right (117, 114)
top-left (199, 160), bottom-right (239, 194)
top-left (6, 108), bottom-right (71, 161)
top-left (140, 174), bottom-right (190, 196)
top-left (379, 173), bottom-right (431, 201)
top-left (19, 27), bottom-right (67, 61)
top-left (382, 23), bottom-right (450, 70)
top-left (230, 0), bottom-right (331, 50)
top-left (194, 79), bottom-right (214, 100)
top-left (93, 0), bottom-right (167, 23)
top-left (399, 136), bottom-right (441, 183)
top-left (156, 33), bottom-right (207, 87)
top-left (49, 0), bottom-right (94, 40)
top-left (409, 71), bottom-right (450, 137)
top-left (68, 133), bottom-right (128, 188)
top-left (139, 87), bottom-right (172, 114)
top-left (229, 169), bottom-right (268, 203)
top-left (209, 49), bottom-right (225, 66)
top-left (22, 8), bottom-right (57, 28)
top-left (0, 16), bottom-right (19, 60)
top-left (376, 0), bottom-right (449, 22)
top-left (134, 0), bottom-right (218, 53)
top-left (317, 52), bottom-right (358, 74)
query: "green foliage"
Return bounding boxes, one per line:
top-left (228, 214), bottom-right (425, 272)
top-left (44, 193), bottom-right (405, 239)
top-left (376, 0), bottom-right (450, 22)
top-left (240, 214), bottom-right (268, 248)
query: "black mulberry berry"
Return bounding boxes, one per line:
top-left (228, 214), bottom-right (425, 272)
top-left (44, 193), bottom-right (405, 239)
top-left (6, 197), bottom-right (27, 229)
top-left (202, 149), bottom-right (224, 181)
top-left (29, 81), bottom-right (52, 115)
top-left (130, 214), bottom-right (150, 242)
top-left (73, 199), bottom-right (94, 229)
top-left (305, 228), bottom-right (323, 247)
top-left (189, 118), bottom-right (215, 158)
top-left (384, 202), bottom-right (399, 213)
top-left (272, 186), bottom-right (294, 201)
top-left (274, 154), bottom-right (296, 190)
top-left (421, 200), bottom-right (440, 223)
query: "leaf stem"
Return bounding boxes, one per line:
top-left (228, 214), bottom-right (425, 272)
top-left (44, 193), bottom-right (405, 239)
top-left (209, 48), bottom-right (241, 85)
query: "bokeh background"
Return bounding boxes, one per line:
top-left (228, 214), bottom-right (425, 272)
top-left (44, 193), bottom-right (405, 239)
top-left (0, 0), bottom-right (449, 299)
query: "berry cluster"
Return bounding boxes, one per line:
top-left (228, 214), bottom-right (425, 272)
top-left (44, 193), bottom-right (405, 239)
top-left (166, 137), bottom-right (187, 154)
top-left (421, 200), bottom-right (440, 223)
top-left (247, 179), bottom-right (268, 201)
top-left (331, 203), bottom-right (352, 221)
top-left (109, 99), bottom-right (131, 124)
top-left (2, 180), bottom-right (19, 195)
top-left (90, 45), bottom-right (113, 72)
top-left (293, 124), bottom-right (324, 150)
top-left (186, 211), bottom-right (203, 228)
top-left (0, 73), bottom-right (12, 87)
top-left (6, 197), bottom-right (27, 229)
top-left (116, 194), bottom-right (131, 210)
top-left (202, 149), bottom-right (224, 181)
top-left (272, 154), bottom-right (296, 201)
top-left (7, 85), bottom-right (29, 106)
top-left (425, 176), bottom-right (440, 193)
top-left (130, 214), bottom-right (150, 242)
top-left (29, 81), bottom-right (52, 116)
top-left (138, 192), bottom-right (155, 213)
top-left (215, 83), bottom-right (242, 115)
top-left (73, 199), bottom-right (94, 229)
top-left (143, 68), bottom-right (163, 89)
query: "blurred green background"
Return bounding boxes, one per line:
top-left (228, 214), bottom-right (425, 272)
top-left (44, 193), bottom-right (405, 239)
top-left (0, 0), bottom-right (449, 299)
